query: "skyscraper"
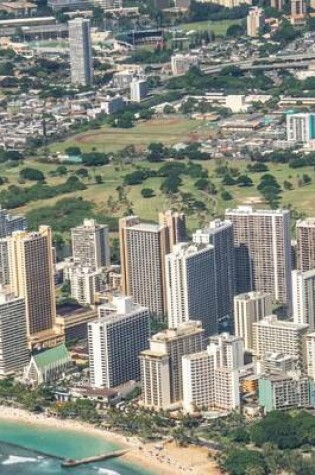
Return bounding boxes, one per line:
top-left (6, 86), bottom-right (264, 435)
top-left (234, 291), bottom-right (272, 352)
top-left (69, 18), bottom-right (93, 86)
top-left (88, 296), bottom-right (150, 388)
top-left (193, 219), bottom-right (235, 324)
top-left (119, 216), bottom-right (168, 318)
top-left (292, 269), bottom-right (315, 330)
top-left (296, 218), bottom-right (315, 271)
top-left (165, 242), bottom-right (217, 336)
top-left (140, 321), bottom-right (205, 407)
top-left (226, 206), bottom-right (292, 310)
top-left (0, 288), bottom-right (28, 376)
top-left (71, 219), bottom-right (110, 270)
top-left (158, 209), bottom-right (186, 251)
top-left (247, 7), bottom-right (265, 37)
top-left (7, 226), bottom-right (61, 348)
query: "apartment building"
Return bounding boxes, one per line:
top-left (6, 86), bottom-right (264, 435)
top-left (119, 216), bottom-right (169, 318)
top-left (259, 373), bottom-right (314, 412)
top-left (225, 206), bottom-right (292, 310)
top-left (0, 289), bottom-right (29, 376)
top-left (70, 267), bottom-right (103, 306)
top-left (130, 78), bottom-right (147, 102)
top-left (253, 315), bottom-right (309, 368)
top-left (209, 332), bottom-right (244, 369)
top-left (234, 291), bottom-right (272, 351)
top-left (71, 219), bottom-right (110, 270)
top-left (287, 113), bottom-right (315, 143)
top-left (88, 296), bottom-right (150, 388)
top-left (166, 242), bottom-right (217, 336)
top-left (140, 321), bottom-right (205, 407)
top-left (296, 218), bottom-right (315, 271)
top-left (292, 269), bottom-right (315, 330)
top-left (170, 53), bottom-right (199, 76)
top-left (69, 18), bottom-right (93, 86)
top-left (7, 226), bottom-right (61, 348)
top-left (193, 219), bottom-right (235, 324)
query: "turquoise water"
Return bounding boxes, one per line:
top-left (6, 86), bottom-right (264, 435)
top-left (0, 420), bottom-right (152, 475)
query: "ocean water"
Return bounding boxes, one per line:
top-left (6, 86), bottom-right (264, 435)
top-left (0, 420), bottom-right (152, 475)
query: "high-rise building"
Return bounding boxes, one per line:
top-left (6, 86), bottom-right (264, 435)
top-left (166, 242), bottom-right (217, 336)
top-left (209, 332), bottom-right (244, 369)
top-left (306, 332), bottom-right (315, 380)
top-left (0, 207), bottom-right (26, 238)
top-left (70, 267), bottom-right (102, 306)
top-left (7, 226), bottom-right (61, 348)
top-left (0, 239), bottom-right (9, 285)
top-left (286, 113), bottom-right (315, 143)
top-left (234, 291), bottom-right (272, 351)
top-left (0, 288), bottom-right (29, 376)
top-left (253, 315), bottom-right (309, 369)
top-left (69, 18), bottom-right (93, 86)
top-left (247, 7), bottom-right (265, 37)
top-left (88, 296), bottom-right (150, 388)
top-left (139, 351), bottom-right (171, 409)
top-left (182, 337), bottom-right (241, 413)
top-left (226, 206), bottom-right (292, 310)
top-left (271, 0), bottom-right (284, 10)
top-left (140, 321), bottom-right (205, 407)
top-left (71, 219), bottom-right (110, 270)
top-left (193, 219), bottom-right (235, 324)
top-left (130, 78), bottom-right (147, 102)
top-left (296, 218), bottom-right (315, 271)
top-left (158, 209), bottom-right (186, 251)
top-left (292, 269), bottom-right (315, 330)
top-left (290, 0), bottom-right (305, 15)
top-left (170, 54), bottom-right (199, 76)
top-left (119, 216), bottom-right (168, 318)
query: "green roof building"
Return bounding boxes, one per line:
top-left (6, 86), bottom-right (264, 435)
top-left (24, 343), bottom-right (72, 386)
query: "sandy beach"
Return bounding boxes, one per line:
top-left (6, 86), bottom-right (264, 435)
top-left (0, 405), bottom-right (221, 475)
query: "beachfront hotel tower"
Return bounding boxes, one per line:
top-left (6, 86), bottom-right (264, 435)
top-left (7, 226), bottom-right (62, 348)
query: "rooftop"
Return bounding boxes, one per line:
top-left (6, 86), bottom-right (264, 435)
top-left (33, 343), bottom-right (70, 370)
top-left (151, 321), bottom-right (204, 342)
top-left (226, 206), bottom-right (289, 216)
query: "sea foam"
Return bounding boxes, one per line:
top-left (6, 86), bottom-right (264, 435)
top-left (98, 469), bottom-right (121, 475)
top-left (2, 455), bottom-right (38, 465)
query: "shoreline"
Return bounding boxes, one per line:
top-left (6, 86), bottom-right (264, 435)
top-left (0, 405), bottom-right (221, 475)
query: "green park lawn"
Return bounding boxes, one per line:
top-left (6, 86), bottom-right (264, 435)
top-left (6, 157), bottom-right (315, 233)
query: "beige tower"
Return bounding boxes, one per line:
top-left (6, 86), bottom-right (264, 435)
top-left (8, 226), bottom-right (62, 348)
top-left (226, 206), bottom-right (292, 310)
top-left (119, 215), bottom-right (169, 318)
top-left (234, 291), bottom-right (272, 351)
top-left (296, 218), bottom-right (315, 272)
top-left (158, 209), bottom-right (186, 251)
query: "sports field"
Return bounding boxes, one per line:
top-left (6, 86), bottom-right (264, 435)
top-left (49, 119), bottom-right (210, 154)
top-left (179, 19), bottom-right (243, 35)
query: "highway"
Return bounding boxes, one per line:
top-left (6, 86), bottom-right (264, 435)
top-left (201, 52), bottom-right (315, 75)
